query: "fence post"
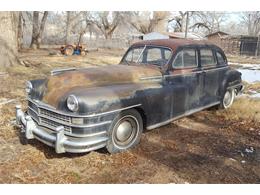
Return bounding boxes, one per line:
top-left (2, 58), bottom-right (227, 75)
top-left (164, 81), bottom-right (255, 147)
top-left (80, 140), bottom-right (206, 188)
top-left (256, 34), bottom-right (260, 57)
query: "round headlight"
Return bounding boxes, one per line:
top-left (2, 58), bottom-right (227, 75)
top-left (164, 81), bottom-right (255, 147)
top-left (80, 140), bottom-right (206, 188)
top-left (25, 81), bottom-right (33, 94)
top-left (67, 95), bottom-right (79, 112)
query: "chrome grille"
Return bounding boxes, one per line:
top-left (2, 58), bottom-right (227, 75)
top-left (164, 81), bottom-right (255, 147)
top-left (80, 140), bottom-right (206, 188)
top-left (28, 108), bottom-right (39, 121)
top-left (39, 108), bottom-right (71, 124)
top-left (28, 101), bottom-right (38, 112)
top-left (28, 99), bottom-right (72, 134)
top-left (40, 118), bottom-right (71, 133)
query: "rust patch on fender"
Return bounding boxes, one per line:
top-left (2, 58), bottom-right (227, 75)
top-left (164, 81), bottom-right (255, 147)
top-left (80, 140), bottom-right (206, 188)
top-left (42, 64), bottom-right (162, 107)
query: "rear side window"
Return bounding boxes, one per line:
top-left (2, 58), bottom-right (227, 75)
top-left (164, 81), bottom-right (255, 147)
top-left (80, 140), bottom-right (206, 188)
top-left (200, 49), bottom-right (216, 66)
top-left (216, 51), bottom-right (226, 65)
top-left (172, 49), bottom-right (197, 68)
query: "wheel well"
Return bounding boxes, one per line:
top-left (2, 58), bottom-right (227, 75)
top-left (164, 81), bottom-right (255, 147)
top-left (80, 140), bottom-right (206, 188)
top-left (133, 107), bottom-right (147, 130)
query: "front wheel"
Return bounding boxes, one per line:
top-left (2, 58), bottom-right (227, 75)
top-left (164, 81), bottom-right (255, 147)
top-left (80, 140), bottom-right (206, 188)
top-left (106, 109), bottom-right (143, 154)
top-left (219, 88), bottom-right (235, 109)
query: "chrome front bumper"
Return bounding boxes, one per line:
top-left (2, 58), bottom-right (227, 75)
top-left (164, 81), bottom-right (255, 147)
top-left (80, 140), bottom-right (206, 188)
top-left (15, 105), bottom-right (108, 153)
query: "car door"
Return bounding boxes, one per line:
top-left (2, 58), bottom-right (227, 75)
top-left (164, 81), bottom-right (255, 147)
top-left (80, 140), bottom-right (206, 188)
top-left (200, 47), bottom-right (219, 105)
top-left (166, 47), bottom-right (203, 118)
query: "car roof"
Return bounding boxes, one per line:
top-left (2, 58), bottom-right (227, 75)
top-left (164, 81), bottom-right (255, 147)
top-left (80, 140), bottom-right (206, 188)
top-left (131, 39), bottom-right (219, 52)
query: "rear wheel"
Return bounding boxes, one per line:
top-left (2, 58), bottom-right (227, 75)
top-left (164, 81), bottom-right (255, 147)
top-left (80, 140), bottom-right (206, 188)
top-left (106, 109), bottom-right (143, 154)
top-left (219, 88), bottom-right (235, 109)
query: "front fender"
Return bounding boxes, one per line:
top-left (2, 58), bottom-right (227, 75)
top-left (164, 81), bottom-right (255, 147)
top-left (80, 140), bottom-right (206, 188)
top-left (56, 83), bottom-right (162, 115)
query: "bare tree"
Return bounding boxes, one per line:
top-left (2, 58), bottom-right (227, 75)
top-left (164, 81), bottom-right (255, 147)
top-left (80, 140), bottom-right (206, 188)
top-left (65, 11), bottom-right (85, 44)
top-left (30, 11), bottom-right (48, 49)
top-left (241, 12), bottom-right (260, 36)
top-left (0, 12), bottom-right (20, 67)
top-left (87, 11), bottom-right (122, 39)
top-left (168, 11), bottom-right (190, 32)
top-left (70, 12), bottom-right (91, 44)
top-left (127, 11), bottom-right (169, 34)
top-left (190, 12), bottom-right (226, 34)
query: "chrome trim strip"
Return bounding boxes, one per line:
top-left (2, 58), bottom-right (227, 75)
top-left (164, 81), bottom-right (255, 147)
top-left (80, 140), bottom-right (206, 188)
top-left (202, 66), bottom-right (228, 72)
top-left (141, 66), bottom-right (229, 80)
top-left (140, 76), bottom-right (163, 80)
top-left (28, 98), bottom-right (142, 118)
top-left (51, 68), bottom-right (77, 76)
top-left (34, 100), bottom-right (56, 110)
top-left (147, 101), bottom-right (220, 130)
top-left (28, 107), bottom-right (112, 128)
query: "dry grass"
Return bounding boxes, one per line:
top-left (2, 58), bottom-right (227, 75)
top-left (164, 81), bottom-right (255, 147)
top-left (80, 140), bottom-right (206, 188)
top-left (245, 82), bottom-right (260, 93)
top-left (227, 54), bottom-right (260, 64)
top-left (216, 97), bottom-right (260, 122)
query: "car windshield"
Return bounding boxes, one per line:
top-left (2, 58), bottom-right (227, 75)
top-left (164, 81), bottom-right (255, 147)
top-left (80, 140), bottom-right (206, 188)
top-left (122, 45), bottom-right (172, 67)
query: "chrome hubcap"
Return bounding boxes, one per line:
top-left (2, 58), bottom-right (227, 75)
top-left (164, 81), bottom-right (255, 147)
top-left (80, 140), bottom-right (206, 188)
top-left (116, 121), bottom-right (133, 142)
top-left (112, 115), bottom-right (139, 148)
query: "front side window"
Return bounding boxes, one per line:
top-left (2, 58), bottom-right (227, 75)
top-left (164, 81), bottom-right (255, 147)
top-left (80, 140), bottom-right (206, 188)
top-left (124, 46), bottom-right (144, 63)
top-left (172, 49), bottom-right (197, 68)
top-left (122, 46), bottom-right (172, 67)
top-left (200, 49), bottom-right (216, 66)
top-left (145, 47), bottom-right (172, 66)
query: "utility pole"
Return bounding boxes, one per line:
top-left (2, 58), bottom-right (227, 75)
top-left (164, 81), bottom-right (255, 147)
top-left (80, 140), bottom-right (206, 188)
top-left (255, 34), bottom-right (260, 57)
top-left (185, 11), bottom-right (189, 39)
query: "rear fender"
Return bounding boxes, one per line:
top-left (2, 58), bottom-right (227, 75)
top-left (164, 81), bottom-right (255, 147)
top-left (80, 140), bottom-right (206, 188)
top-left (220, 69), bottom-right (242, 96)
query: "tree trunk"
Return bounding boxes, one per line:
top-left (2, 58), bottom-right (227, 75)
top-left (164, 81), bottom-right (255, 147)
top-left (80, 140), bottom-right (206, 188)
top-left (30, 11), bottom-right (48, 49)
top-left (30, 11), bottom-right (39, 49)
top-left (0, 12), bottom-right (19, 68)
top-left (104, 31), bottom-right (113, 39)
top-left (65, 11), bottom-right (72, 44)
top-left (17, 12), bottom-right (24, 50)
top-left (36, 11), bottom-right (48, 48)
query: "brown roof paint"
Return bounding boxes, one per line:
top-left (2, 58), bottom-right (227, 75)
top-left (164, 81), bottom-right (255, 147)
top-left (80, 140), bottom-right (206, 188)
top-left (132, 39), bottom-right (214, 52)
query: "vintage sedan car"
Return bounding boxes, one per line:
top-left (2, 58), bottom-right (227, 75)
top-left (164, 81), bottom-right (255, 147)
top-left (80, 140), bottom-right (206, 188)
top-left (16, 39), bottom-right (243, 154)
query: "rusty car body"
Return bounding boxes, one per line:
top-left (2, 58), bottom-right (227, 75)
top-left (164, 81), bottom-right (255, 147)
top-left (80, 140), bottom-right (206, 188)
top-left (16, 39), bottom-right (243, 154)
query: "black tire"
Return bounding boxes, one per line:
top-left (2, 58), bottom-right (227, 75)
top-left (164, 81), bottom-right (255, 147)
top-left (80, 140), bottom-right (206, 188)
top-left (106, 109), bottom-right (143, 154)
top-left (219, 88), bottom-right (235, 109)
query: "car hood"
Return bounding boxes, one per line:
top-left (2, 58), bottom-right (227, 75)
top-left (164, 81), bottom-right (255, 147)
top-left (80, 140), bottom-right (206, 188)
top-left (41, 64), bottom-right (162, 107)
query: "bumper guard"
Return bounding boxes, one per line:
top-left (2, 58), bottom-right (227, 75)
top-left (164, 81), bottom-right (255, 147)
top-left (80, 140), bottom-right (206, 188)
top-left (15, 105), bottom-right (108, 153)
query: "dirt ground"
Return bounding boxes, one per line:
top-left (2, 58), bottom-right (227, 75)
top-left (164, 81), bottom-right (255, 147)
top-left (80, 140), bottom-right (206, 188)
top-left (0, 49), bottom-right (260, 184)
